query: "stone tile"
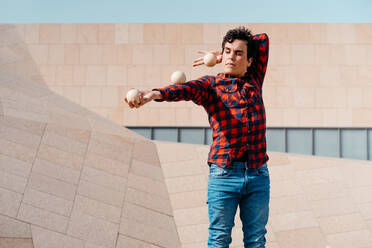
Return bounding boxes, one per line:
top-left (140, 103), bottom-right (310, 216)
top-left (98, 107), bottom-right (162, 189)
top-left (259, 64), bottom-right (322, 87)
top-left (119, 217), bottom-right (179, 248)
top-left (128, 24), bottom-right (143, 44)
top-left (101, 87), bottom-right (119, 107)
top-left (77, 180), bottom-right (125, 207)
top-left (106, 65), bottom-right (127, 85)
top-left (102, 45), bottom-right (118, 65)
top-left (81, 166), bottom-right (126, 192)
top-left (143, 24), bottom-right (165, 44)
top-left (132, 45), bottom-right (153, 65)
top-left (174, 206), bottom-right (208, 226)
top-left (0, 133), bottom-right (37, 168)
top-left (132, 140), bottom-right (160, 165)
top-left (177, 224), bottom-right (208, 243)
top-left (81, 87), bottom-right (102, 107)
top-left (17, 203), bottom-right (69, 233)
top-left (116, 235), bottom-right (161, 248)
top-left (115, 24), bottom-right (128, 44)
top-left (0, 116), bottom-right (42, 137)
top-left (0, 170), bottom-right (27, 193)
top-left (350, 186), bottom-right (372, 204)
top-left (169, 190), bottom-right (207, 210)
top-left (67, 210), bottom-right (118, 248)
top-left (84, 243), bottom-right (105, 248)
top-left (0, 214), bottom-right (31, 238)
top-left (302, 181), bottom-right (350, 201)
top-left (54, 65), bottom-right (73, 85)
top-left (319, 213), bottom-right (367, 234)
top-left (33, 158), bottom-right (80, 184)
top-left (31, 225), bottom-right (84, 248)
top-left (154, 141), bottom-right (200, 164)
top-left (84, 152), bottom-right (129, 178)
top-left (39, 24), bottom-right (60, 43)
top-left (80, 45), bottom-right (102, 65)
top-left (98, 24), bottom-right (114, 44)
top-left (72, 65), bottom-right (86, 85)
top-left (63, 44), bottom-right (79, 65)
top-left (0, 139), bottom-right (36, 163)
top-left (310, 197), bottom-right (357, 218)
top-left (60, 24), bottom-right (77, 43)
top-left (87, 138), bottom-right (131, 164)
top-left (270, 180), bottom-right (303, 198)
top-left (0, 187), bottom-right (22, 217)
top-left (28, 172), bottom-right (77, 201)
top-left (129, 159), bottom-right (163, 182)
top-left (48, 44), bottom-right (64, 65)
top-left (203, 23), bottom-right (220, 44)
top-left (127, 173), bottom-right (168, 198)
top-left (152, 45), bottom-right (170, 65)
top-left (121, 202), bottom-right (174, 231)
top-left (291, 45), bottom-right (315, 65)
top-left (86, 65), bottom-right (106, 86)
top-left (28, 44), bottom-right (48, 64)
top-left (37, 144), bottom-right (84, 170)
top-left (162, 160), bottom-right (204, 178)
top-left (0, 238), bottom-right (34, 248)
top-left (270, 211), bottom-right (319, 232)
top-left (77, 24), bottom-right (98, 44)
top-left (181, 24), bottom-right (203, 44)
top-left (270, 195), bottom-right (312, 215)
top-left (24, 24), bottom-right (39, 43)
top-left (125, 187), bottom-right (172, 216)
top-left (117, 44), bottom-right (132, 64)
top-left (275, 227), bottom-right (327, 248)
top-left (358, 202), bottom-right (372, 220)
top-left (166, 175), bottom-right (207, 194)
top-left (73, 195), bottom-right (121, 224)
top-left (326, 229), bottom-right (372, 248)
top-left (23, 188), bottom-right (73, 217)
top-left (42, 131), bottom-right (87, 156)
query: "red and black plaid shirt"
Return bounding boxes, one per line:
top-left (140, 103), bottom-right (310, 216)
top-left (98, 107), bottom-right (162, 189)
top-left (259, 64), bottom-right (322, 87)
top-left (153, 33), bottom-right (269, 168)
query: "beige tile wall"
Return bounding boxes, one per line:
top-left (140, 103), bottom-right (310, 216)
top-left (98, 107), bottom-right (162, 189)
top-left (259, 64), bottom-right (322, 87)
top-left (12, 23), bottom-right (372, 127)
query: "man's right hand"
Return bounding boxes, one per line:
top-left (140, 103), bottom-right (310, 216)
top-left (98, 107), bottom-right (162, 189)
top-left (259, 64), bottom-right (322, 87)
top-left (124, 90), bottom-right (162, 109)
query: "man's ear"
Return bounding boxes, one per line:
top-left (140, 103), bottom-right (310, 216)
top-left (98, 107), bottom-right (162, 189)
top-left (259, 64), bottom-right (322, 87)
top-left (247, 57), bottom-right (253, 67)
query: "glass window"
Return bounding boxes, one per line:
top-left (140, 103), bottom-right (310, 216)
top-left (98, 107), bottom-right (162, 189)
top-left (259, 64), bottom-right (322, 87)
top-left (266, 129), bottom-right (285, 152)
top-left (180, 128), bottom-right (204, 144)
top-left (369, 130), bottom-right (372, 161)
top-left (287, 129), bottom-right (312, 155)
top-left (341, 129), bottom-right (367, 160)
top-left (314, 129), bottom-right (339, 158)
top-left (153, 128), bottom-right (178, 142)
top-left (206, 128), bottom-right (213, 145)
top-left (128, 128), bottom-right (151, 139)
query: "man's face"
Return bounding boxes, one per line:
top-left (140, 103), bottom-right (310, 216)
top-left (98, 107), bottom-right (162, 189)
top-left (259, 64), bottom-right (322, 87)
top-left (222, 39), bottom-right (252, 77)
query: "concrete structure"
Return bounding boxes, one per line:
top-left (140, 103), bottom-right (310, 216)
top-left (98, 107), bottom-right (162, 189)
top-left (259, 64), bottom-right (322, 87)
top-left (1, 24), bottom-right (372, 248)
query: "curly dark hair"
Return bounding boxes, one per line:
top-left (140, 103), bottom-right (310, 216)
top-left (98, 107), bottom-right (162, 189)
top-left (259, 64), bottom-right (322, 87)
top-left (221, 26), bottom-right (258, 61)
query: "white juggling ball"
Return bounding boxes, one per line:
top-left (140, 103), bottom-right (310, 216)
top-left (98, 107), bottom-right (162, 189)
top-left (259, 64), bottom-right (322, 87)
top-left (171, 70), bottom-right (186, 84)
top-left (203, 53), bottom-right (217, 67)
top-left (126, 89), bottom-right (141, 104)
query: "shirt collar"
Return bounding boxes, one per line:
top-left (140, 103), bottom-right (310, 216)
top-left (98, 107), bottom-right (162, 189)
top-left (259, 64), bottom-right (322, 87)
top-left (217, 73), bottom-right (255, 88)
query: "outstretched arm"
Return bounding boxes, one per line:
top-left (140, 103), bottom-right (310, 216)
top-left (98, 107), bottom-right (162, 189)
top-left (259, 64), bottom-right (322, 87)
top-left (124, 76), bottom-right (213, 108)
top-left (152, 76), bottom-right (213, 105)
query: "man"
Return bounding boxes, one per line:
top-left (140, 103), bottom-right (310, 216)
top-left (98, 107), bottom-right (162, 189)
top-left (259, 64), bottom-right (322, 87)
top-left (125, 26), bottom-right (270, 248)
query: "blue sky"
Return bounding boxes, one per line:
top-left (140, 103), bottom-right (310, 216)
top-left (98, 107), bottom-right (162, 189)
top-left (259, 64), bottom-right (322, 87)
top-left (1, 0), bottom-right (371, 23)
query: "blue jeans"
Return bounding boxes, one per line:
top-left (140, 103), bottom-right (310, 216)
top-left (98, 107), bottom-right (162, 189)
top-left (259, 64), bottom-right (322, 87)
top-left (207, 162), bottom-right (270, 248)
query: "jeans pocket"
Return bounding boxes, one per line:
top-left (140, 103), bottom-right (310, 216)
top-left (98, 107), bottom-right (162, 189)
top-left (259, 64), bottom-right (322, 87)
top-left (209, 164), bottom-right (230, 178)
top-left (256, 163), bottom-right (269, 177)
